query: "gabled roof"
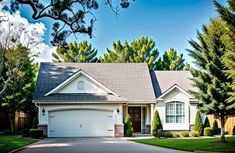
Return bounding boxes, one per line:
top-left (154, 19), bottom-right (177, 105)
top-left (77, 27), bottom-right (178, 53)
top-left (45, 69), bottom-right (119, 97)
top-left (156, 84), bottom-right (194, 100)
top-left (150, 70), bottom-right (198, 98)
top-left (33, 63), bottom-right (156, 103)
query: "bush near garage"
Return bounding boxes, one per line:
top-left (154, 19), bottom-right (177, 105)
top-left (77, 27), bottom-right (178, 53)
top-left (191, 131), bottom-right (199, 137)
top-left (163, 132), bottom-right (173, 138)
top-left (30, 129), bottom-right (43, 139)
top-left (124, 114), bottom-right (133, 137)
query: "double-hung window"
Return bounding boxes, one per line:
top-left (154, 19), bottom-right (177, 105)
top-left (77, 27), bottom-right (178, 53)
top-left (166, 101), bottom-right (185, 123)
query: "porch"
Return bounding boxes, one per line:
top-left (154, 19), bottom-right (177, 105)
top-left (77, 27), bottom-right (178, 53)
top-left (123, 104), bottom-right (155, 134)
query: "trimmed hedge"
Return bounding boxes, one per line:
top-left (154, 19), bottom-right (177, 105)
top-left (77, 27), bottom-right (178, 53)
top-left (152, 110), bottom-right (162, 137)
top-left (172, 132), bottom-right (180, 138)
top-left (191, 131), bottom-right (199, 137)
top-left (204, 127), bottom-right (214, 136)
top-left (30, 129), bottom-right (43, 138)
top-left (124, 114), bottom-right (133, 137)
top-left (181, 131), bottom-right (189, 137)
top-left (163, 132), bottom-right (173, 138)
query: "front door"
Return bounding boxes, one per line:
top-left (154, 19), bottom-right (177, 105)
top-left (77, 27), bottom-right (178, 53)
top-left (128, 107), bottom-right (141, 132)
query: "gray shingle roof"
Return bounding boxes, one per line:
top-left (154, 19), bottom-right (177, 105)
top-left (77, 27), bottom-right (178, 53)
top-left (33, 63), bottom-right (156, 103)
top-left (150, 70), bottom-right (197, 98)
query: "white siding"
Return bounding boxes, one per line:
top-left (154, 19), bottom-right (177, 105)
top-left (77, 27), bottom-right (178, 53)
top-left (156, 88), bottom-right (197, 131)
top-left (58, 75), bottom-right (107, 94)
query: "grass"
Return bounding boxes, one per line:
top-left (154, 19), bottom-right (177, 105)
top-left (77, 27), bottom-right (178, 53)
top-left (132, 136), bottom-right (235, 153)
top-left (0, 135), bottom-right (36, 153)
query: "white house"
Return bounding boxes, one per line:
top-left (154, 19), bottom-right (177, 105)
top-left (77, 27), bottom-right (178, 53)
top-left (33, 63), bottom-right (199, 137)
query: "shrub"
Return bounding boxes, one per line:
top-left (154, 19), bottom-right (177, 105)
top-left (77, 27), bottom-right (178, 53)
top-left (181, 131), bottom-right (189, 137)
top-left (233, 126), bottom-right (235, 135)
top-left (22, 129), bottom-right (30, 137)
top-left (152, 110), bottom-right (162, 137)
top-left (194, 111), bottom-right (203, 135)
top-left (204, 127), bottom-right (214, 136)
top-left (212, 120), bottom-right (220, 135)
top-left (163, 132), bottom-right (173, 138)
top-left (191, 131), bottom-right (199, 137)
top-left (124, 114), bottom-right (133, 137)
top-left (30, 129), bottom-right (43, 138)
top-left (172, 132), bottom-right (180, 138)
top-left (204, 117), bottom-right (210, 128)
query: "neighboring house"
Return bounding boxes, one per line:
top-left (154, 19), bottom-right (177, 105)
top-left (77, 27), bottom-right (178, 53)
top-left (33, 63), bottom-right (199, 137)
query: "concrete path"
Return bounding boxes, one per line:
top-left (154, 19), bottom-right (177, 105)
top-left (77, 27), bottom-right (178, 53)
top-left (19, 137), bottom-right (190, 153)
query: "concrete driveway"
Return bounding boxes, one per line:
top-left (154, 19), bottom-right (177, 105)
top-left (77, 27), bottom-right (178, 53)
top-left (19, 137), bottom-right (190, 153)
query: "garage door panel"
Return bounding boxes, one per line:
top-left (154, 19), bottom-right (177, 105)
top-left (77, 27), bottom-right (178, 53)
top-left (48, 110), bottom-right (114, 137)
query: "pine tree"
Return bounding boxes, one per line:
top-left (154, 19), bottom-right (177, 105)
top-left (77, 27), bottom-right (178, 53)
top-left (53, 41), bottom-right (98, 63)
top-left (152, 110), bottom-right (162, 137)
top-left (212, 120), bottom-right (220, 135)
top-left (194, 111), bottom-right (203, 136)
top-left (100, 37), bottom-right (159, 69)
top-left (214, 0), bottom-right (235, 107)
top-left (204, 117), bottom-right (210, 128)
top-left (187, 18), bottom-right (235, 142)
top-left (155, 48), bottom-right (186, 70)
top-left (124, 114), bottom-right (133, 137)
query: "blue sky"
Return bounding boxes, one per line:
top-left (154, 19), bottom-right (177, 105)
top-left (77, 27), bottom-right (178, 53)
top-left (19, 0), bottom-right (225, 64)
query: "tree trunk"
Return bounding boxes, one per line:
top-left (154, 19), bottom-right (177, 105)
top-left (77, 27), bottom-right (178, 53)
top-left (7, 110), bottom-right (15, 134)
top-left (220, 116), bottom-right (226, 143)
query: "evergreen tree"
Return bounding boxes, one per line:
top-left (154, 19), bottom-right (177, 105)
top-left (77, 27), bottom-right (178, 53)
top-left (155, 48), bottom-right (186, 70)
top-left (152, 110), bottom-right (162, 137)
top-left (194, 111), bottom-right (203, 136)
top-left (187, 18), bottom-right (235, 142)
top-left (214, 0), bottom-right (235, 106)
top-left (100, 37), bottom-right (159, 69)
top-left (212, 120), bottom-right (220, 135)
top-left (1, 45), bottom-right (37, 133)
top-left (204, 116), bottom-right (210, 128)
top-left (124, 114), bottom-right (133, 137)
top-left (53, 41), bottom-right (98, 63)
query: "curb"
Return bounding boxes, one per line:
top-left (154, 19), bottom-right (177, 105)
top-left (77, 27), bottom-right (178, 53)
top-left (9, 146), bottom-right (27, 153)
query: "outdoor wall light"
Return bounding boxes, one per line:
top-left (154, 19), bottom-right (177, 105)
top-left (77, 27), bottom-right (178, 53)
top-left (42, 108), bottom-right (45, 116)
top-left (117, 108), bottom-right (120, 114)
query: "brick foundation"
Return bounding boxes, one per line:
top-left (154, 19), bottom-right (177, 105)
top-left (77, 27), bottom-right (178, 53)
top-left (38, 124), bottom-right (48, 137)
top-left (145, 124), bottom-right (151, 134)
top-left (114, 124), bottom-right (124, 137)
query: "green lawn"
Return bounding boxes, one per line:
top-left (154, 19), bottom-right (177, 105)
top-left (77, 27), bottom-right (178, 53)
top-left (132, 136), bottom-right (235, 153)
top-left (0, 135), bottom-right (36, 153)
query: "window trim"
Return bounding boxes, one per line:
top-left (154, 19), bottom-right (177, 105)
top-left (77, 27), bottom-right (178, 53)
top-left (77, 81), bottom-right (85, 91)
top-left (165, 101), bottom-right (185, 123)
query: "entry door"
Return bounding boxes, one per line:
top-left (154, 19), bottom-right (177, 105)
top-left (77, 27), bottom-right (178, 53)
top-left (128, 107), bottom-right (141, 132)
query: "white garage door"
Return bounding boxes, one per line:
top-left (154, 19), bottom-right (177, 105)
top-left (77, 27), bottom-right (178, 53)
top-left (48, 109), bottom-right (114, 137)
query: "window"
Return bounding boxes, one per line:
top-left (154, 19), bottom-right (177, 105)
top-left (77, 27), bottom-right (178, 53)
top-left (77, 81), bottom-right (84, 90)
top-left (166, 101), bottom-right (185, 123)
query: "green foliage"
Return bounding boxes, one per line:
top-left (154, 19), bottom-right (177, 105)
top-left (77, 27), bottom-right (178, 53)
top-left (187, 18), bottom-right (234, 142)
top-left (212, 120), bottom-right (221, 135)
top-left (152, 110), bottom-right (162, 137)
top-left (155, 48), bottom-right (186, 70)
top-left (181, 131), bottom-right (189, 137)
top-left (172, 132), bottom-right (180, 138)
top-left (214, 0), bottom-right (235, 108)
top-left (163, 132), bottom-right (173, 138)
top-left (30, 129), bottom-right (43, 139)
top-left (100, 37), bottom-right (159, 69)
top-left (204, 117), bottom-right (210, 128)
top-left (204, 127), bottom-right (214, 136)
top-left (194, 111), bottom-right (203, 135)
top-left (53, 41), bottom-right (98, 63)
top-left (191, 131), bottom-right (199, 137)
top-left (124, 114), bottom-right (133, 137)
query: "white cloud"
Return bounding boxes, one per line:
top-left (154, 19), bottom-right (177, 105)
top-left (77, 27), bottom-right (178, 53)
top-left (0, 8), bottom-right (55, 63)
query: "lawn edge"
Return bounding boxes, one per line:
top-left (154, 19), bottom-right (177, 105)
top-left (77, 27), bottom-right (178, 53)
top-left (8, 138), bottom-right (37, 153)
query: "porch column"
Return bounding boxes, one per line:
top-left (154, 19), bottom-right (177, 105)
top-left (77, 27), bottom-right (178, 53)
top-left (150, 104), bottom-right (155, 124)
